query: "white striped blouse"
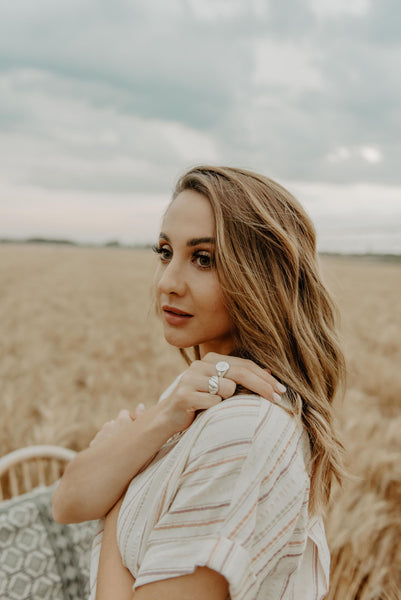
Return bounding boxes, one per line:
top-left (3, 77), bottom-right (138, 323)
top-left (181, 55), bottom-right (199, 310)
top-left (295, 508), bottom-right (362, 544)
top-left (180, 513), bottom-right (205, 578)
top-left (90, 389), bottom-right (330, 599)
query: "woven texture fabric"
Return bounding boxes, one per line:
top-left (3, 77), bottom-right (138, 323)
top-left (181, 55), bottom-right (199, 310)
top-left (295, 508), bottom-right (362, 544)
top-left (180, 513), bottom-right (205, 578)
top-left (0, 484), bottom-right (96, 600)
top-left (91, 393), bottom-right (330, 600)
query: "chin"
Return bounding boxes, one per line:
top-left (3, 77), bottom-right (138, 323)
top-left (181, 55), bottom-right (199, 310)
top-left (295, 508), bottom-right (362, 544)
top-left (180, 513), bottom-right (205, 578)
top-left (163, 332), bottom-right (197, 349)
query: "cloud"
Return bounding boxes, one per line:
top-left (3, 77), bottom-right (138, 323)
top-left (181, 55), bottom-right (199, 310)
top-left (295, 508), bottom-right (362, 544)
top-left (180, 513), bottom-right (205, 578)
top-left (0, 175), bottom-right (168, 244)
top-left (0, 0), bottom-right (399, 248)
top-left (327, 145), bottom-right (382, 164)
top-left (0, 0), bottom-right (399, 187)
top-left (251, 40), bottom-right (324, 91)
top-left (2, 175), bottom-right (400, 253)
top-left (0, 69), bottom-right (221, 194)
top-left (307, 0), bottom-right (370, 19)
top-left (0, 0), bottom-right (254, 129)
top-left (290, 181), bottom-right (401, 253)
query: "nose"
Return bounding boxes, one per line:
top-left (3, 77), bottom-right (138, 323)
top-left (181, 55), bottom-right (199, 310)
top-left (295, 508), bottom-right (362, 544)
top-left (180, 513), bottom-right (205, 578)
top-left (156, 258), bottom-right (187, 297)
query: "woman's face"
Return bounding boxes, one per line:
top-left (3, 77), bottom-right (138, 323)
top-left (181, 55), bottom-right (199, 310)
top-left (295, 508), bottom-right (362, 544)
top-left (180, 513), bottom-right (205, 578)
top-left (154, 189), bottom-right (235, 356)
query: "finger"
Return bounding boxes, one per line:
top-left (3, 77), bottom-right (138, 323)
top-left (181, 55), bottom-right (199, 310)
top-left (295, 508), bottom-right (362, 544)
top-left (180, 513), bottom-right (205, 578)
top-left (188, 391), bottom-right (223, 412)
top-left (177, 372), bottom-right (211, 397)
top-left (232, 358), bottom-right (280, 390)
top-left (194, 356), bottom-right (271, 400)
top-left (217, 377), bottom-right (237, 400)
top-left (117, 409), bottom-right (131, 421)
top-left (202, 353), bottom-right (286, 395)
top-left (134, 403), bottom-right (146, 418)
top-left (195, 373), bottom-right (236, 400)
top-left (202, 354), bottom-right (278, 401)
top-left (89, 431), bottom-right (104, 447)
top-left (226, 366), bottom-right (279, 403)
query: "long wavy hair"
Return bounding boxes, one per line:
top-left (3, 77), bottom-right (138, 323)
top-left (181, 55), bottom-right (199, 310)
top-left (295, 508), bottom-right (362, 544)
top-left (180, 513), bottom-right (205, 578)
top-left (172, 165), bottom-right (346, 514)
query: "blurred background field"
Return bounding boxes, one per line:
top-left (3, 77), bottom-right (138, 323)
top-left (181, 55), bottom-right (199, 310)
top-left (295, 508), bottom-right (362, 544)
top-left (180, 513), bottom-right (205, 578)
top-left (1, 244), bottom-right (400, 599)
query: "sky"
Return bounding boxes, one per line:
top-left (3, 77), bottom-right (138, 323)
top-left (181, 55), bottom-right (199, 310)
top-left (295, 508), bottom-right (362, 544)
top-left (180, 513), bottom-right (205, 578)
top-left (0, 0), bottom-right (400, 253)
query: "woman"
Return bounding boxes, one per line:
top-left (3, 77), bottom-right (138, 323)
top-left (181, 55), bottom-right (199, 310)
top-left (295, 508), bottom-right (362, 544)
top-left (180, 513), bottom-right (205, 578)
top-left (53, 166), bottom-right (345, 600)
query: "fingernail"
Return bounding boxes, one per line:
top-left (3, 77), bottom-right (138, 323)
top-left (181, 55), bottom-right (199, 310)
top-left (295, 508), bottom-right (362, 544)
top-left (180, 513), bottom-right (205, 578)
top-left (277, 383), bottom-right (287, 393)
top-left (273, 393), bottom-right (282, 403)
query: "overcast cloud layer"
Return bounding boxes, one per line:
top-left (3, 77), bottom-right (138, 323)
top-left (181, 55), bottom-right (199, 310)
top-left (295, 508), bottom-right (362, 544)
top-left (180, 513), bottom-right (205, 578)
top-left (0, 0), bottom-right (400, 252)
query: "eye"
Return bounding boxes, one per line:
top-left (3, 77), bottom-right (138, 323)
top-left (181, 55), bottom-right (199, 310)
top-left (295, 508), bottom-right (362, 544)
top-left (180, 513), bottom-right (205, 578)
top-left (152, 244), bottom-right (172, 262)
top-left (193, 251), bottom-right (214, 269)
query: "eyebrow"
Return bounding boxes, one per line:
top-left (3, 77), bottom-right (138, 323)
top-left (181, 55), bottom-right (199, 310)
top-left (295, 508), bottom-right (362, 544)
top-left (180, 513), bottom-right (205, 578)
top-left (159, 233), bottom-right (216, 247)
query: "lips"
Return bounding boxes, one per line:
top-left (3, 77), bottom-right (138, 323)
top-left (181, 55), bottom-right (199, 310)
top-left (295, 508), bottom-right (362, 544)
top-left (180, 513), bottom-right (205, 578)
top-left (162, 305), bottom-right (193, 317)
top-left (162, 305), bottom-right (193, 325)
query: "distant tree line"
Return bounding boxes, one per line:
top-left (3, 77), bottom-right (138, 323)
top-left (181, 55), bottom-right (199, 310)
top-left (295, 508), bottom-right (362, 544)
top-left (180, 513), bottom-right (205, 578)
top-left (0, 237), bottom-right (154, 249)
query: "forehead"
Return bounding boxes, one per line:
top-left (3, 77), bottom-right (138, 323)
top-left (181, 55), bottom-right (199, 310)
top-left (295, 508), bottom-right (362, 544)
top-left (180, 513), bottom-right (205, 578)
top-left (162, 190), bottom-right (215, 236)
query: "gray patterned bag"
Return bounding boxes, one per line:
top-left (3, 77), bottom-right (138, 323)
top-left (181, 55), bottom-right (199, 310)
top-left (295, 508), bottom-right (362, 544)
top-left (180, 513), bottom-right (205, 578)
top-left (0, 484), bottom-right (96, 600)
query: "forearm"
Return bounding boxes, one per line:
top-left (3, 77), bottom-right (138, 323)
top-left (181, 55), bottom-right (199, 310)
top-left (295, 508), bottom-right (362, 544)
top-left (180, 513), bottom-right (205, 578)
top-left (53, 353), bottom-right (282, 524)
top-left (52, 403), bottom-right (175, 523)
top-left (96, 500), bottom-right (228, 600)
top-left (95, 497), bottom-right (135, 600)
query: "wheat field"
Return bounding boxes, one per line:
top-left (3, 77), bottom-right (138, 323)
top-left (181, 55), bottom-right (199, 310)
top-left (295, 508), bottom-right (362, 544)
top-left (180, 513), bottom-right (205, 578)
top-left (1, 244), bottom-right (400, 599)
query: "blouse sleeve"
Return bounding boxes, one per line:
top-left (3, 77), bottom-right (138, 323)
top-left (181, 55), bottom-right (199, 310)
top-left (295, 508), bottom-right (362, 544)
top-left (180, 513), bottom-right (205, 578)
top-left (134, 396), bottom-right (312, 600)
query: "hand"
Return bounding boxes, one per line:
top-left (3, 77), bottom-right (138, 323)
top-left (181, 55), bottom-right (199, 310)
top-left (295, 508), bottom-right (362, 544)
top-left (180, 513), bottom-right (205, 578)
top-left (89, 405), bottom-right (146, 448)
top-left (160, 352), bottom-right (286, 435)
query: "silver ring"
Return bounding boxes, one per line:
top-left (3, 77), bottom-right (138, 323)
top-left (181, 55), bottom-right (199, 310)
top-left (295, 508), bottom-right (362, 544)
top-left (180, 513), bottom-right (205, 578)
top-left (216, 360), bottom-right (230, 378)
top-left (208, 375), bottom-right (219, 395)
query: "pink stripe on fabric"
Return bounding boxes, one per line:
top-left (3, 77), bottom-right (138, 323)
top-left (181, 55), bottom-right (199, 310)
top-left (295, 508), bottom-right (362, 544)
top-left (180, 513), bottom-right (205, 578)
top-left (254, 402), bottom-right (273, 435)
top-left (253, 512), bottom-right (300, 567)
top-left (153, 516), bottom-right (226, 531)
top-left (186, 439), bottom-right (252, 468)
top-left (181, 455), bottom-right (245, 478)
top-left (169, 501), bottom-right (230, 515)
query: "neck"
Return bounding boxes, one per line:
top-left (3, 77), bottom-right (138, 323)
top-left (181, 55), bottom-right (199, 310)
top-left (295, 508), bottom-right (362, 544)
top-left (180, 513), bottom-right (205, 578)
top-left (199, 339), bottom-right (235, 359)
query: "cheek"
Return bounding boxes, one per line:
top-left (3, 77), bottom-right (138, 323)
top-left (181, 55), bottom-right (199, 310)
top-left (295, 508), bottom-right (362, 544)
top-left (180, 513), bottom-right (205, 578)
top-left (153, 264), bottom-right (162, 294)
top-left (206, 283), bottom-right (230, 318)
top-left (152, 269), bottom-right (163, 315)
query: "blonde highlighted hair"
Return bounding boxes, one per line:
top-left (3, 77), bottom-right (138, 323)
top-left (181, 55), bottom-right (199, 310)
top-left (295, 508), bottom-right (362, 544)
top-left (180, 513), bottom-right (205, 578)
top-left (173, 165), bottom-right (346, 514)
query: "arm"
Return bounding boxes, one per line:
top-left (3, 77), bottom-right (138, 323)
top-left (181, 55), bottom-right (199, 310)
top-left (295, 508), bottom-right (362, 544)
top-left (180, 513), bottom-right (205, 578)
top-left (132, 568), bottom-right (229, 600)
top-left (95, 497), bottom-right (136, 600)
top-left (95, 496), bottom-right (228, 600)
top-left (53, 352), bottom-right (285, 524)
top-left (52, 403), bottom-right (179, 523)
